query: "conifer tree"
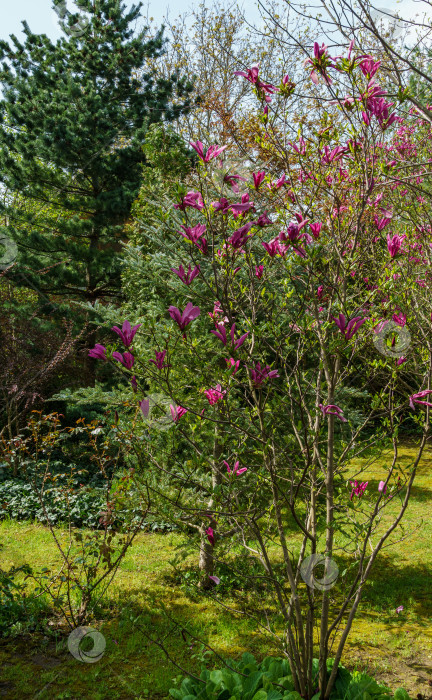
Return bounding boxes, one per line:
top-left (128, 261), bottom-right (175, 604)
top-left (0, 0), bottom-right (194, 307)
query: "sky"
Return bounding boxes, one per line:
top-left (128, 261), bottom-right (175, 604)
top-left (0, 0), bottom-right (260, 44)
top-left (1, 0), bottom-right (429, 48)
top-left (1, 0), bottom-right (199, 44)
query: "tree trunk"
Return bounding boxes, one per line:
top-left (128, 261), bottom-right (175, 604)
top-left (198, 421), bottom-right (223, 589)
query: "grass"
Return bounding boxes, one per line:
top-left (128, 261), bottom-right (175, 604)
top-left (0, 438), bottom-right (431, 699)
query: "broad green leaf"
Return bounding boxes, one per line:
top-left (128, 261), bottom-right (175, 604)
top-left (168, 690), bottom-right (183, 700)
top-left (243, 671), bottom-right (264, 700)
top-left (251, 691), bottom-right (268, 700)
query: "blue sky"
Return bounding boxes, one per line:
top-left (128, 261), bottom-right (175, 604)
top-left (1, 1), bottom-right (427, 48)
top-left (1, 0), bottom-right (198, 44)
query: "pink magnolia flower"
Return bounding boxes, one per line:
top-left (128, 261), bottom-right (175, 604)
top-left (112, 351), bottom-right (135, 369)
top-left (290, 137), bottom-right (306, 155)
top-left (149, 350), bottom-right (169, 370)
top-left (409, 390), bottom-right (432, 410)
top-left (304, 42), bottom-right (334, 85)
top-left (208, 575), bottom-right (220, 585)
top-left (171, 264), bottom-right (200, 286)
top-left (229, 193), bottom-right (255, 217)
top-left (365, 95), bottom-right (397, 130)
top-left (250, 362), bottom-right (279, 386)
top-left (211, 197), bottom-right (230, 213)
top-left (204, 384), bottom-right (226, 405)
top-left (235, 62), bottom-right (279, 101)
top-left (262, 238), bottom-right (284, 257)
top-left (396, 356), bottom-right (407, 367)
top-left (396, 605), bottom-right (404, 614)
top-left (349, 480), bottom-right (368, 500)
top-left (332, 313), bottom-right (366, 340)
top-left (170, 405), bottom-right (188, 422)
top-left (359, 57), bottom-right (381, 78)
top-left (309, 222), bottom-right (322, 239)
top-left (111, 320), bottom-right (141, 348)
top-left (319, 403), bottom-right (348, 422)
top-left (234, 62), bottom-right (260, 84)
top-left (196, 238), bottom-right (208, 255)
top-left (88, 344), bottom-right (107, 361)
top-left (173, 190), bottom-right (204, 211)
top-left (321, 145), bottom-right (345, 165)
top-left (374, 215), bottom-right (391, 231)
top-left (178, 224), bottom-right (206, 245)
top-left (226, 358), bottom-right (240, 374)
top-left (387, 233), bottom-right (405, 259)
top-left (228, 222), bottom-right (255, 249)
top-left (224, 460), bottom-right (247, 476)
top-left (392, 312), bottom-right (406, 327)
top-left (256, 212), bottom-right (272, 227)
top-left (210, 323), bottom-right (249, 350)
top-left (253, 171), bottom-right (266, 189)
top-left (205, 526), bottom-right (215, 545)
top-left (256, 80), bottom-right (279, 102)
top-left (378, 480), bottom-right (387, 494)
top-left (190, 140), bottom-right (228, 162)
top-left (280, 222), bottom-right (300, 243)
top-left (362, 79), bottom-right (387, 102)
top-left (169, 303), bottom-right (201, 334)
top-left (255, 265), bottom-right (264, 279)
top-left (267, 174), bottom-right (286, 190)
top-left (317, 285), bottom-right (324, 300)
top-left (208, 301), bottom-right (229, 326)
top-left (379, 112), bottom-right (397, 131)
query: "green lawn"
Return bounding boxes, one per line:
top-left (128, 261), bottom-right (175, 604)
top-left (0, 439), bottom-right (431, 699)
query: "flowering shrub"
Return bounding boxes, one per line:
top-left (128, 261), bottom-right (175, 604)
top-left (89, 42), bottom-right (431, 699)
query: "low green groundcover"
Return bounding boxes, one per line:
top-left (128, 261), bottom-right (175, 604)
top-left (169, 653), bottom-right (411, 700)
top-left (0, 479), bottom-right (177, 531)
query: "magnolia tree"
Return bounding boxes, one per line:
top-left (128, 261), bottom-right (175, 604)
top-left (89, 44), bottom-right (432, 700)
top-left (274, 0), bottom-right (432, 124)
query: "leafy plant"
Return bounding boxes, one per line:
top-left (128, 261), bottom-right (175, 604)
top-left (0, 479), bottom-right (177, 532)
top-left (169, 653), bottom-right (405, 700)
top-left (0, 557), bottom-right (50, 638)
top-left (0, 411), bottom-right (153, 627)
